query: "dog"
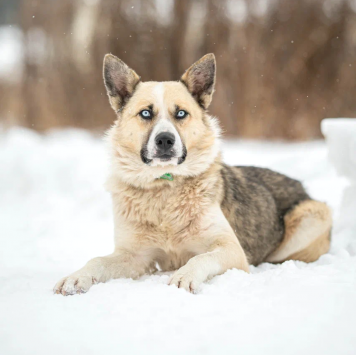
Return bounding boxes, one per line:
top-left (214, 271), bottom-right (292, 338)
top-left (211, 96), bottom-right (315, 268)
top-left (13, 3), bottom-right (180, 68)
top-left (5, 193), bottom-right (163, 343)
top-left (54, 53), bottom-right (332, 295)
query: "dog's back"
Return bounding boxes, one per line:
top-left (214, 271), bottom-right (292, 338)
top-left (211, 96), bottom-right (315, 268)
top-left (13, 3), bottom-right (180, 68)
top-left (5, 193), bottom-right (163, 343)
top-left (221, 165), bottom-right (330, 265)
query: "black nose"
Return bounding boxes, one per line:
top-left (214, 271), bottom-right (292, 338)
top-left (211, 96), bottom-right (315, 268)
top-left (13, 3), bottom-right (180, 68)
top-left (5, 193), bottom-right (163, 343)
top-left (155, 132), bottom-right (175, 153)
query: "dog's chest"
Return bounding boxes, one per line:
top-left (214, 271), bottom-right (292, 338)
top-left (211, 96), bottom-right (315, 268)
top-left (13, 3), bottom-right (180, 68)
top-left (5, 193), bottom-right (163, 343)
top-left (116, 181), bottom-right (214, 243)
top-left (111, 173), bottom-right (222, 270)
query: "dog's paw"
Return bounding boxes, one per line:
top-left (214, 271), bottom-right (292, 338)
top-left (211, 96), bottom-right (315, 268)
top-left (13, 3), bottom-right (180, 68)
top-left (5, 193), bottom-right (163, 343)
top-left (53, 274), bottom-right (98, 296)
top-left (168, 265), bottom-right (202, 294)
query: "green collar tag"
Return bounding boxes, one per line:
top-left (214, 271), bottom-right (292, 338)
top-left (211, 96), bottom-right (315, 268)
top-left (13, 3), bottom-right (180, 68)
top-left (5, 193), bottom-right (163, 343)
top-left (160, 173), bottom-right (173, 181)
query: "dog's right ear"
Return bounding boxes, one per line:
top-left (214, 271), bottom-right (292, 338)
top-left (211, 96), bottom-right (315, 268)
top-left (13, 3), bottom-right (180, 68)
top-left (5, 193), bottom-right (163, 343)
top-left (180, 53), bottom-right (216, 110)
top-left (103, 54), bottom-right (141, 112)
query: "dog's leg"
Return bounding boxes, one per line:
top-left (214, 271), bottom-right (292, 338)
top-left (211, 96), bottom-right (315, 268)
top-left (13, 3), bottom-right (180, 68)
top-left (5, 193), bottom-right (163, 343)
top-left (169, 204), bottom-right (249, 293)
top-left (53, 248), bottom-right (152, 295)
top-left (266, 200), bottom-right (332, 263)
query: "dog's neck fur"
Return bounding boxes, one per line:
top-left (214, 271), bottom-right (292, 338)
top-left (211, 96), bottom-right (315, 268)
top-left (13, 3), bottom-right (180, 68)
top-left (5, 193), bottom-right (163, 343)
top-left (106, 155), bottom-right (224, 231)
top-left (106, 152), bottom-right (223, 195)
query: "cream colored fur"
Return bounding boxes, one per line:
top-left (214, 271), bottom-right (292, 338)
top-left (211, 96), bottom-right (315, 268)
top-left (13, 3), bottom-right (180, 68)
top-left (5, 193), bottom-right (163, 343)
top-left (266, 200), bottom-right (332, 263)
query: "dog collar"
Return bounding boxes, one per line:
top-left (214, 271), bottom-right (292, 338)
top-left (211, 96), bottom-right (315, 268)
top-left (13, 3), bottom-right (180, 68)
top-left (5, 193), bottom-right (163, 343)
top-left (160, 173), bottom-right (173, 181)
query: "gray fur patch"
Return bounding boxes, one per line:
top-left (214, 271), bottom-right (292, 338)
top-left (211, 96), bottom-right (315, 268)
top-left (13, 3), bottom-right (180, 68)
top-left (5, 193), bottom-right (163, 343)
top-left (220, 165), bottom-right (310, 265)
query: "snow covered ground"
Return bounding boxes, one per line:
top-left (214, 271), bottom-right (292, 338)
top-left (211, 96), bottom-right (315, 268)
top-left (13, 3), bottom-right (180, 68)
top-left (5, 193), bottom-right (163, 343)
top-left (0, 127), bottom-right (355, 355)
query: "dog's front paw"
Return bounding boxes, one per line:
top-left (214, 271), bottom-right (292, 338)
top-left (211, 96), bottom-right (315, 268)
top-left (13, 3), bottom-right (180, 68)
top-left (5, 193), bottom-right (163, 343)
top-left (169, 265), bottom-right (203, 294)
top-left (53, 274), bottom-right (98, 296)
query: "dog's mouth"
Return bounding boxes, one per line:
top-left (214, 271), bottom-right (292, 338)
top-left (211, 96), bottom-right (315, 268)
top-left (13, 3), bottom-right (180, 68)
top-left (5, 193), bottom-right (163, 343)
top-left (156, 154), bottom-right (174, 162)
top-left (140, 146), bottom-right (187, 166)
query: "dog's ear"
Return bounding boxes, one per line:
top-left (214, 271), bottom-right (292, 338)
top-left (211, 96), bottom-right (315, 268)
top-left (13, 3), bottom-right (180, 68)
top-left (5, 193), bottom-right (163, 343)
top-left (103, 54), bottom-right (141, 112)
top-left (180, 53), bottom-right (216, 109)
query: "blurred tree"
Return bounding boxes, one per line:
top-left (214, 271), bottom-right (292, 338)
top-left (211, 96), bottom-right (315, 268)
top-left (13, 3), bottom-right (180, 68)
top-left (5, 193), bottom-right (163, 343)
top-left (0, 0), bottom-right (355, 140)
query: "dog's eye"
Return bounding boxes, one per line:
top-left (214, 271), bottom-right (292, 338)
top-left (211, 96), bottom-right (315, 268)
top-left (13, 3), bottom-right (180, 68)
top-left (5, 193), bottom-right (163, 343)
top-left (140, 110), bottom-right (152, 119)
top-left (176, 110), bottom-right (188, 119)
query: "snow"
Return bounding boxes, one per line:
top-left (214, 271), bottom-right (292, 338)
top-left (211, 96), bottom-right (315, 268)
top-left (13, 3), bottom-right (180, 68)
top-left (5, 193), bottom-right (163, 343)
top-left (321, 118), bottom-right (356, 181)
top-left (322, 118), bottom-right (356, 230)
top-left (0, 127), bottom-right (355, 355)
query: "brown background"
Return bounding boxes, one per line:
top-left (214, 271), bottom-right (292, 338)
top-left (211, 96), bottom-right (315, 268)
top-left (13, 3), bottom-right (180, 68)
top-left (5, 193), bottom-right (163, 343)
top-left (1, 0), bottom-right (356, 139)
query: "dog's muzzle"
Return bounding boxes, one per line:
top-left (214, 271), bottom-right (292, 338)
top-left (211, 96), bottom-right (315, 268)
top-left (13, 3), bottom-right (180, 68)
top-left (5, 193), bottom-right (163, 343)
top-left (140, 133), bottom-right (187, 165)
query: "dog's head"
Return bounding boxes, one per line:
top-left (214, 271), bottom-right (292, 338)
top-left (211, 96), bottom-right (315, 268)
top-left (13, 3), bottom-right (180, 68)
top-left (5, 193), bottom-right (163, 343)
top-left (104, 54), bottom-right (221, 188)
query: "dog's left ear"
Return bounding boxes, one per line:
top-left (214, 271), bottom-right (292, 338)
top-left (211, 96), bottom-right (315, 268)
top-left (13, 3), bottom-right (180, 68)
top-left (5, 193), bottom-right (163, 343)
top-left (180, 53), bottom-right (216, 109)
top-left (103, 54), bottom-right (141, 112)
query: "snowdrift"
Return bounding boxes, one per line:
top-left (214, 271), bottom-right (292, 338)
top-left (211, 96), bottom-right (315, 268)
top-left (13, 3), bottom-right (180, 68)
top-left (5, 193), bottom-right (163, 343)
top-left (0, 127), bottom-right (355, 355)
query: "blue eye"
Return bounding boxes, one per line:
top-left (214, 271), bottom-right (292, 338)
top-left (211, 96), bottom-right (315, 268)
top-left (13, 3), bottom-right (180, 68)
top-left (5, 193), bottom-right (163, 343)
top-left (176, 110), bottom-right (187, 119)
top-left (140, 110), bottom-right (152, 119)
